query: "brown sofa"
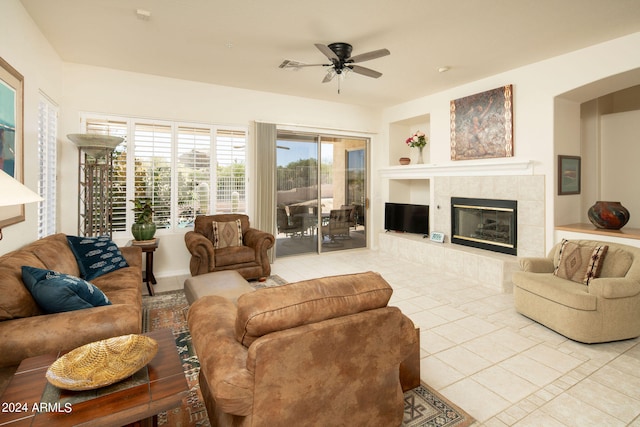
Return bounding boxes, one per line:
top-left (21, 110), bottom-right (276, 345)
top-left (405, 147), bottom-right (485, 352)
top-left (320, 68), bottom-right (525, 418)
top-left (188, 271), bottom-right (417, 427)
top-left (513, 239), bottom-right (640, 343)
top-left (185, 214), bottom-right (275, 280)
top-left (0, 233), bottom-right (143, 376)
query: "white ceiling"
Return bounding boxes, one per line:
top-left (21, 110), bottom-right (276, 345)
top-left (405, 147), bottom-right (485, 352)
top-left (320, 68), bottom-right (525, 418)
top-left (19, 0), bottom-right (640, 108)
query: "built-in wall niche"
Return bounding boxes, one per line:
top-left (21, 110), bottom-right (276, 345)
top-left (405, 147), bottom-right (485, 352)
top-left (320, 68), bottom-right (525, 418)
top-left (388, 114), bottom-right (430, 166)
top-left (388, 179), bottom-right (430, 205)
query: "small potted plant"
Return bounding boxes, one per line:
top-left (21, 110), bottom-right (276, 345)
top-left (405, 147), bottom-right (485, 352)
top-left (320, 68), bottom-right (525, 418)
top-left (130, 199), bottom-right (156, 241)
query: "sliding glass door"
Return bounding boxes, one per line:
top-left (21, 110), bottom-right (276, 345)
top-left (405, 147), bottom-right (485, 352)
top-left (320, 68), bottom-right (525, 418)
top-left (275, 130), bottom-right (367, 257)
top-left (275, 133), bottom-right (319, 256)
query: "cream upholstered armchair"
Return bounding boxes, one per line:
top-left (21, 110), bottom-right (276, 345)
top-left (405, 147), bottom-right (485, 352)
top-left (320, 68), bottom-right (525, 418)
top-left (184, 214), bottom-right (274, 280)
top-left (513, 239), bottom-right (640, 343)
top-left (187, 271), bottom-right (417, 427)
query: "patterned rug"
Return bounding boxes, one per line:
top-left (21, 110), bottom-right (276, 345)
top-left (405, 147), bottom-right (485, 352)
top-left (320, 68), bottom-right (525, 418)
top-left (142, 276), bottom-right (474, 427)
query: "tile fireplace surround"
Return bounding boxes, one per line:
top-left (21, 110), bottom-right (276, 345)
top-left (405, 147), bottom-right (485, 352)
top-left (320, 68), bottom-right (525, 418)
top-left (380, 175), bottom-right (545, 292)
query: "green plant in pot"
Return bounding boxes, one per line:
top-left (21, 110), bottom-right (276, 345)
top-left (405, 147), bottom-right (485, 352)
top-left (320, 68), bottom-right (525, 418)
top-left (130, 199), bottom-right (157, 241)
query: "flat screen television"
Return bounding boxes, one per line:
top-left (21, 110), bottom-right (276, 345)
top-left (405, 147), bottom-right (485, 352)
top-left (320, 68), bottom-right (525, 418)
top-left (384, 202), bottom-right (429, 235)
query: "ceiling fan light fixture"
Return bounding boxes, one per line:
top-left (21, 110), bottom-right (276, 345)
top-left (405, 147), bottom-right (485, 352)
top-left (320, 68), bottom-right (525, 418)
top-left (322, 68), bottom-right (336, 83)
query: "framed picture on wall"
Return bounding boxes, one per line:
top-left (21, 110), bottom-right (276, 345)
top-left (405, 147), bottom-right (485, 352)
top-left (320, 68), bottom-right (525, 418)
top-left (450, 85), bottom-right (514, 160)
top-left (0, 57), bottom-right (25, 229)
top-left (558, 155), bottom-right (581, 195)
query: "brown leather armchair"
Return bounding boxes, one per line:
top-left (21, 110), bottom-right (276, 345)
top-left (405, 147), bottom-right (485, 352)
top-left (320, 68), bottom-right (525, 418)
top-left (184, 214), bottom-right (275, 280)
top-left (187, 272), bottom-right (417, 427)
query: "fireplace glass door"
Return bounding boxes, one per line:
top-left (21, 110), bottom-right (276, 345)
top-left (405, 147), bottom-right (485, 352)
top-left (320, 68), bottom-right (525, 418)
top-left (451, 197), bottom-right (517, 255)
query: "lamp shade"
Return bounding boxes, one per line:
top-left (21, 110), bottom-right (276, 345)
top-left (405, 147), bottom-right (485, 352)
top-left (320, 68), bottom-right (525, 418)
top-left (0, 169), bottom-right (43, 207)
top-left (67, 134), bottom-right (124, 159)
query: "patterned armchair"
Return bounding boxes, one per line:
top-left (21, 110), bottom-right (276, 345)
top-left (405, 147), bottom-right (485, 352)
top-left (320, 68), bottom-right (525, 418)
top-left (184, 214), bottom-right (275, 280)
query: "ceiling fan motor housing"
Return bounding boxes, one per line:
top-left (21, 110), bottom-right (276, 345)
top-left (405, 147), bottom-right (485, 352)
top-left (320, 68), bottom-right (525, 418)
top-left (328, 42), bottom-right (353, 61)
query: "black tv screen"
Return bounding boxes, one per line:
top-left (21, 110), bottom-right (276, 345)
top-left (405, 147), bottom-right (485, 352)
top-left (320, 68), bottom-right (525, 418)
top-left (385, 203), bottom-right (429, 235)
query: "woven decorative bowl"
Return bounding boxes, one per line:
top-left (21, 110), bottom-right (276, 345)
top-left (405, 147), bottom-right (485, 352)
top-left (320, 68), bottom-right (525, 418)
top-left (46, 334), bottom-right (159, 391)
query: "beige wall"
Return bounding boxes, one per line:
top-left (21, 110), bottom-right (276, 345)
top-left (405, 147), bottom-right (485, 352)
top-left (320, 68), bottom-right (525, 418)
top-left (600, 110), bottom-right (640, 228)
top-left (58, 65), bottom-right (381, 276)
top-left (377, 33), bottom-right (640, 255)
top-left (0, 0), bottom-right (64, 253)
top-left (2, 0), bottom-right (640, 272)
top-left (560, 86), bottom-right (640, 228)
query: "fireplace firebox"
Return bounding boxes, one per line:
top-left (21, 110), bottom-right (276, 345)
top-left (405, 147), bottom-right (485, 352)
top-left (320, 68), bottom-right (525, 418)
top-left (451, 197), bottom-right (517, 255)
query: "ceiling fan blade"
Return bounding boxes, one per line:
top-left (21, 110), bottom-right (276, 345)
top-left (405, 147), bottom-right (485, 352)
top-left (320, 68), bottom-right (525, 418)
top-left (279, 60), bottom-right (329, 69)
top-left (315, 43), bottom-right (339, 61)
top-left (322, 69), bottom-right (336, 83)
top-left (350, 65), bottom-right (382, 78)
top-left (349, 48), bottom-right (390, 63)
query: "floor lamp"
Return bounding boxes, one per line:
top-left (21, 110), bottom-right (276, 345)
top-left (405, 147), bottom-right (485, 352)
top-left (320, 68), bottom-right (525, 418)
top-left (0, 169), bottom-right (43, 241)
top-left (68, 134), bottom-right (124, 237)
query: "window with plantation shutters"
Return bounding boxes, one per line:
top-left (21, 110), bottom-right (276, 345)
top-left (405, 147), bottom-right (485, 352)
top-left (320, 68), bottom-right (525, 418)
top-left (84, 118), bottom-right (128, 232)
top-left (37, 94), bottom-right (58, 238)
top-left (177, 126), bottom-right (212, 226)
top-left (216, 129), bottom-right (246, 213)
top-left (133, 122), bottom-right (172, 230)
top-left (81, 114), bottom-right (246, 234)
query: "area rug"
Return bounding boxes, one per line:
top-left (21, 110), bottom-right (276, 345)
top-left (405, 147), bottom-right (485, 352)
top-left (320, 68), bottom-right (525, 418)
top-left (142, 276), bottom-right (474, 427)
top-left (403, 383), bottom-right (475, 427)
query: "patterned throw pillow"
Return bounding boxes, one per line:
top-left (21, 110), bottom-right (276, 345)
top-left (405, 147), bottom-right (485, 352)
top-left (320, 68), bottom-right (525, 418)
top-left (21, 266), bottom-right (111, 314)
top-left (66, 235), bottom-right (129, 281)
top-left (212, 220), bottom-right (243, 249)
top-left (554, 239), bottom-right (608, 285)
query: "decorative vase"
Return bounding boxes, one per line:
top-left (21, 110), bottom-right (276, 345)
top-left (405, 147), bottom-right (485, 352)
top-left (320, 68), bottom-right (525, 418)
top-left (417, 146), bottom-right (424, 164)
top-left (587, 201), bottom-right (630, 230)
top-left (399, 157), bottom-right (411, 165)
top-left (131, 222), bottom-right (157, 241)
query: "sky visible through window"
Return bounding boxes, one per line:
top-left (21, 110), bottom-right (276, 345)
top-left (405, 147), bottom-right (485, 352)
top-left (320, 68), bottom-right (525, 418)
top-left (276, 140), bottom-right (332, 166)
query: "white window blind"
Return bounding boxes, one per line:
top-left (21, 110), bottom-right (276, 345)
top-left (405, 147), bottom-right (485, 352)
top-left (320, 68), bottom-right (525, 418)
top-left (216, 129), bottom-right (246, 213)
top-left (37, 94), bottom-right (57, 238)
top-left (133, 122), bottom-right (172, 230)
top-left (82, 114), bottom-right (246, 234)
top-left (84, 119), bottom-right (128, 232)
top-left (177, 126), bottom-right (212, 227)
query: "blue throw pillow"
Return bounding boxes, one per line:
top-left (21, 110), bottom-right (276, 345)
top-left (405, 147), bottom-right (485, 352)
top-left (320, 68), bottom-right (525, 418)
top-left (21, 266), bottom-right (112, 314)
top-left (66, 235), bottom-right (129, 281)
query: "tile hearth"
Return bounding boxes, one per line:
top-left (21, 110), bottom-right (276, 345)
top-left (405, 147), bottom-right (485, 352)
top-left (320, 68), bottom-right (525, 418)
top-left (153, 249), bottom-right (640, 426)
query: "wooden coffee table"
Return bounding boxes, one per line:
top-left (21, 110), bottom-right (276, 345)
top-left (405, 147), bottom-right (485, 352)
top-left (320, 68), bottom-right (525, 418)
top-left (0, 329), bottom-right (188, 427)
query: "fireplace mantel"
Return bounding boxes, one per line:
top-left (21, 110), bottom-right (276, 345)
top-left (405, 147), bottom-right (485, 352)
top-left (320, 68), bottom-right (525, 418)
top-left (379, 159), bottom-right (533, 179)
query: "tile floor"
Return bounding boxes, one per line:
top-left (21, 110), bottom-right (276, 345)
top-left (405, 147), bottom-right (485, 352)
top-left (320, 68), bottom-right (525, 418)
top-left (150, 249), bottom-right (640, 426)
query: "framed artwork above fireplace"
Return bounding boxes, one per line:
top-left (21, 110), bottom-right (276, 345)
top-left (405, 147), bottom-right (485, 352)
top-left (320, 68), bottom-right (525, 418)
top-left (450, 85), bottom-right (514, 161)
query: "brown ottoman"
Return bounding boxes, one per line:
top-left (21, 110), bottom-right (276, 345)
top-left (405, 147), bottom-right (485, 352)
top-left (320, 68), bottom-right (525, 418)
top-left (184, 270), bottom-right (255, 305)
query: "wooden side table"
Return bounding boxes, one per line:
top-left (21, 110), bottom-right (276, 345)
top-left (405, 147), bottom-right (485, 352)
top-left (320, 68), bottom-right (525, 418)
top-left (128, 238), bottom-right (160, 296)
top-left (0, 328), bottom-right (187, 427)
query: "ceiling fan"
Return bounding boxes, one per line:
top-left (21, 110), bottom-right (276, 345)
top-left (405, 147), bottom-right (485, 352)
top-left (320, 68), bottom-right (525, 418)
top-left (279, 42), bottom-right (390, 93)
